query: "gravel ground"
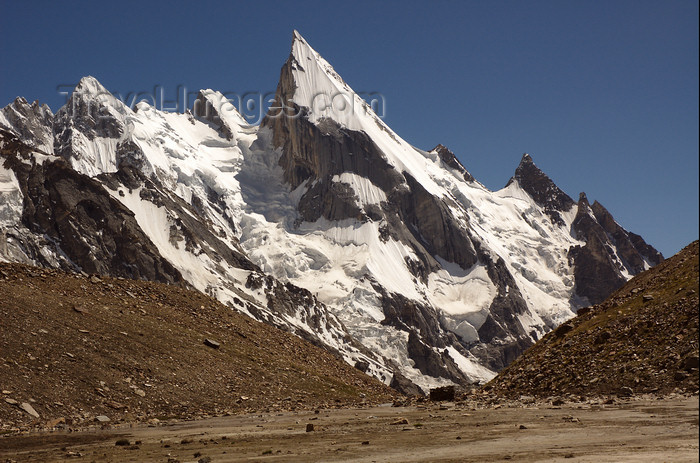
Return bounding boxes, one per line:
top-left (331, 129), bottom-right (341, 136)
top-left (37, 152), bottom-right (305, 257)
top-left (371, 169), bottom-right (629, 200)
top-left (1, 396), bottom-right (697, 462)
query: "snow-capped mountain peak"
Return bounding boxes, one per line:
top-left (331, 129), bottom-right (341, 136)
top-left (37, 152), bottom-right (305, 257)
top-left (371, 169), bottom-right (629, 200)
top-left (287, 30), bottom-right (354, 121)
top-left (74, 75), bottom-right (110, 95)
top-left (0, 31), bottom-right (663, 394)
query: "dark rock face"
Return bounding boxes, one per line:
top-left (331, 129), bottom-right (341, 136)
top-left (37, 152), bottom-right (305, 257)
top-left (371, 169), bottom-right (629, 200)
top-left (432, 144), bottom-right (475, 183)
top-left (628, 232), bottom-right (664, 267)
top-left (377, 289), bottom-right (446, 348)
top-left (506, 153), bottom-right (575, 225)
top-left (472, 254), bottom-right (535, 371)
top-left (569, 193), bottom-right (663, 304)
top-left (398, 174), bottom-right (478, 271)
top-left (569, 196), bottom-right (628, 303)
top-left (115, 139), bottom-right (149, 173)
top-left (589, 200), bottom-right (663, 270)
top-left (406, 331), bottom-right (469, 383)
top-left (297, 178), bottom-right (364, 223)
top-left (375, 286), bottom-right (474, 385)
top-left (267, 111), bottom-right (404, 196)
top-left (1, 130), bottom-right (182, 283)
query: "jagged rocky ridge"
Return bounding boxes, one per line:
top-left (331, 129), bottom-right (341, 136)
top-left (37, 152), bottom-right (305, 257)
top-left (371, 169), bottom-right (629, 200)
top-left (0, 31), bottom-right (662, 392)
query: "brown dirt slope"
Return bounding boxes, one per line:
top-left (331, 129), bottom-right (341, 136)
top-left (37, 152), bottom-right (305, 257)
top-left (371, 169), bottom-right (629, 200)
top-left (487, 241), bottom-right (699, 398)
top-left (0, 263), bottom-right (396, 431)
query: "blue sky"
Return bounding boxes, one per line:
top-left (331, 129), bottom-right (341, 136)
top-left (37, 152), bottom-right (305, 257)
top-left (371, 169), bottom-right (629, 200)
top-left (1, 0), bottom-right (697, 257)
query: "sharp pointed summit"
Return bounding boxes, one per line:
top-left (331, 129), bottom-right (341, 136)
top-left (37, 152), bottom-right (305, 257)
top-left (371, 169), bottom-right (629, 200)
top-left (74, 75), bottom-right (110, 95)
top-left (507, 153), bottom-right (575, 225)
top-left (291, 29), bottom-right (307, 44)
top-left (519, 152), bottom-right (534, 165)
top-left (282, 29), bottom-right (360, 128)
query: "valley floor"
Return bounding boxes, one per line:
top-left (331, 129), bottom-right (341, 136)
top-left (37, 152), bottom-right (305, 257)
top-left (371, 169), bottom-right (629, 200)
top-left (1, 396), bottom-right (697, 462)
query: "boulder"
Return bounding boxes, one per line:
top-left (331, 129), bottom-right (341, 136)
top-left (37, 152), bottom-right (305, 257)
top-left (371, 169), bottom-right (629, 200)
top-left (429, 385), bottom-right (455, 401)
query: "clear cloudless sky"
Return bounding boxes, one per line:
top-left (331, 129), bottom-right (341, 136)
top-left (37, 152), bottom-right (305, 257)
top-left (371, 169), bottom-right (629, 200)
top-left (1, 0), bottom-right (698, 257)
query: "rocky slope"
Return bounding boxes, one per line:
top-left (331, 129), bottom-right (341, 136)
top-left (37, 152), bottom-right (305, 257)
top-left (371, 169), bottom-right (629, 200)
top-left (0, 262), bottom-right (396, 431)
top-left (0, 31), bottom-right (662, 392)
top-left (486, 241), bottom-right (699, 398)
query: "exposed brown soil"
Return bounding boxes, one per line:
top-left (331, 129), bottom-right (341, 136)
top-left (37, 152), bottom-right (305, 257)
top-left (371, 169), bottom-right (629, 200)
top-left (0, 396), bottom-right (697, 462)
top-left (0, 263), bottom-right (397, 431)
top-left (487, 241), bottom-right (699, 398)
